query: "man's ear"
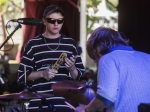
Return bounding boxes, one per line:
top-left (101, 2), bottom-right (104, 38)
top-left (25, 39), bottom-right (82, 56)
top-left (42, 18), bottom-right (46, 25)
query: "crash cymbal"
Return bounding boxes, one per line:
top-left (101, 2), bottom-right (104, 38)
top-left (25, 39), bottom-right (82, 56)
top-left (0, 91), bottom-right (53, 100)
top-left (52, 80), bottom-right (97, 105)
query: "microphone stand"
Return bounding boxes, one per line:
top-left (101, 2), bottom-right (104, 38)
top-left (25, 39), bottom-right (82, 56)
top-left (0, 23), bottom-right (22, 50)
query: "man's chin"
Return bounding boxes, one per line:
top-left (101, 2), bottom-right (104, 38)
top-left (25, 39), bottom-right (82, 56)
top-left (51, 32), bottom-right (60, 35)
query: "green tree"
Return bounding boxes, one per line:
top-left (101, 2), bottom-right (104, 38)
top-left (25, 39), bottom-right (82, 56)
top-left (87, 0), bottom-right (102, 35)
top-left (86, 0), bottom-right (118, 35)
top-left (0, 0), bottom-right (8, 13)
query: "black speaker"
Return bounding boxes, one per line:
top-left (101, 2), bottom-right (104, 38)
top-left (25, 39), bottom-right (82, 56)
top-left (138, 103), bottom-right (150, 112)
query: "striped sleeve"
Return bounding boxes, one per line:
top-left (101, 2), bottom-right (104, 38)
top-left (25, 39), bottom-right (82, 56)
top-left (17, 40), bottom-right (35, 84)
top-left (71, 39), bottom-right (85, 80)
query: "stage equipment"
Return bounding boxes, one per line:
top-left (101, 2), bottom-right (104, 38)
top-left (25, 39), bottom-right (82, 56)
top-left (52, 80), bottom-right (97, 105)
top-left (0, 91), bottom-right (53, 100)
top-left (10, 18), bottom-right (43, 25)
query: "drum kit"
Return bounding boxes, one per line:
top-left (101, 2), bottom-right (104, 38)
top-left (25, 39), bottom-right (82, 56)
top-left (0, 53), bottom-right (98, 112)
top-left (0, 80), bottom-right (97, 112)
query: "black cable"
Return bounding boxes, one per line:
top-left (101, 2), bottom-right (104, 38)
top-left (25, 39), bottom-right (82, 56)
top-left (0, 20), bottom-right (16, 52)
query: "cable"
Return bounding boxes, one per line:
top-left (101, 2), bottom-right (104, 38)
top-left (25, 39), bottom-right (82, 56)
top-left (0, 20), bottom-right (16, 52)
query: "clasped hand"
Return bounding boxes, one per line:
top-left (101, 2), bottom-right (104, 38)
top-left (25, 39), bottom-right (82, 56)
top-left (42, 66), bottom-right (58, 80)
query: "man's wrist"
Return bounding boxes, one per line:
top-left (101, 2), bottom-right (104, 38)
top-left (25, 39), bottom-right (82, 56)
top-left (69, 66), bottom-right (76, 74)
top-left (69, 66), bottom-right (75, 71)
top-left (42, 70), bottom-right (49, 80)
top-left (84, 106), bottom-right (88, 112)
top-left (41, 71), bottom-right (44, 78)
top-left (85, 108), bottom-right (88, 112)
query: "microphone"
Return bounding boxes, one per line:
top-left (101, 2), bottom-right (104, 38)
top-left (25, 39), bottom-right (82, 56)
top-left (10, 18), bottom-right (43, 25)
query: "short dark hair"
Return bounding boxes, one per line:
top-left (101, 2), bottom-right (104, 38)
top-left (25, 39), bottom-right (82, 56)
top-left (86, 27), bottom-right (129, 60)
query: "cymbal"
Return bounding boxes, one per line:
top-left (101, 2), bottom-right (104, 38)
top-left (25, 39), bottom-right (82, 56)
top-left (52, 80), bottom-right (97, 105)
top-left (0, 91), bottom-right (53, 100)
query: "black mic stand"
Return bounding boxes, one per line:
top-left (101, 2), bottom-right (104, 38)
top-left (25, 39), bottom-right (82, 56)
top-left (0, 23), bottom-right (22, 50)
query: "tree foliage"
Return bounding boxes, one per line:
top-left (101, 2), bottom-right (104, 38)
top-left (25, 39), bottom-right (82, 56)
top-left (86, 0), bottom-right (118, 35)
top-left (106, 0), bottom-right (118, 11)
top-left (0, 0), bottom-right (23, 18)
top-left (0, 0), bottom-right (8, 13)
top-left (86, 0), bottom-right (102, 35)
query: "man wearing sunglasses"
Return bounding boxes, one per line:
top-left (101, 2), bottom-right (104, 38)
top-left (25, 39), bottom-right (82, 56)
top-left (18, 5), bottom-right (85, 112)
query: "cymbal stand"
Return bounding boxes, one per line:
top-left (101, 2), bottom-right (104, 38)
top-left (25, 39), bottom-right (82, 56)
top-left (21, 66), bottom-right (30, 112)
top-left (21, 89), bottom-right (30, 112)
top-left (22, 100), bottom-right (30, 112)
top-left (85, 82), bottom-right (95, 101)
top-left (85, 82), bottom-right (92, 87)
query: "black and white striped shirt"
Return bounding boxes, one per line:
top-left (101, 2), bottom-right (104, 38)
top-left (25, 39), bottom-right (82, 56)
top-left (18, 34), bottom-right (85, 112)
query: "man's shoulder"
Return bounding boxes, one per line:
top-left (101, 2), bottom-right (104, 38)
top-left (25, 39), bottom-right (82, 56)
top-left (61, 34), bottom-right (72, 39)
top-left (31, 34), bottom-right (43, 40)
top-left (61, 34), bottom-right (76, 43)
top-left (25, 34), bottom-right (43, 47)
top-left (28, 34), bottom-right (43, 43)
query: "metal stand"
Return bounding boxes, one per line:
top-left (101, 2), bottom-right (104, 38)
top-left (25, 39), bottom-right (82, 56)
top-left (0, 23), bottom-right (22, 50)
top-left (20, 71), bottom-right (30, 112)
top-left (23, 101), bottom-right (30, 112)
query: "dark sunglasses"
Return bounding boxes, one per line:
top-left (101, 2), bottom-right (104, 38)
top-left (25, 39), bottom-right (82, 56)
top-left (45, 18), bottom-right (64, 24)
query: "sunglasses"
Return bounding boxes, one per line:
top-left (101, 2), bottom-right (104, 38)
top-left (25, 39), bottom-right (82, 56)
top-left (45, 18), bottom-right (64, 24)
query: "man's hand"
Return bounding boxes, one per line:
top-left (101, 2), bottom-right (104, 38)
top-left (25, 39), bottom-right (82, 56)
top-left (75, 105), bottom-right (86, 112)
top-left (65, 55), bottom-right (78, 70)
top-left (65, 101), bottom-right (85, 112)
top-left (42, 66), bottom-right (58, 80)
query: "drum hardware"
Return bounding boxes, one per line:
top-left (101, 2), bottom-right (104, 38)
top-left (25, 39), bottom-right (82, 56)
top-left (65, 97), bottom-right (106, 112)
top-left (0, 91), bottom-right (53, 100)
top-left (38, 98), bottom-right (56, 112)
top-left (52, 80), bottom-right (97, 105)
top-left (52, 81), bottom-right (107, 112)
top-left (0, 66), bottom-right (53, 112)
top-left (65, 101), bottom-right (76, 111)
top-left (22, 100), bottom-right (29, 112)
top-left (0, 83), bottom-right (54, 112)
